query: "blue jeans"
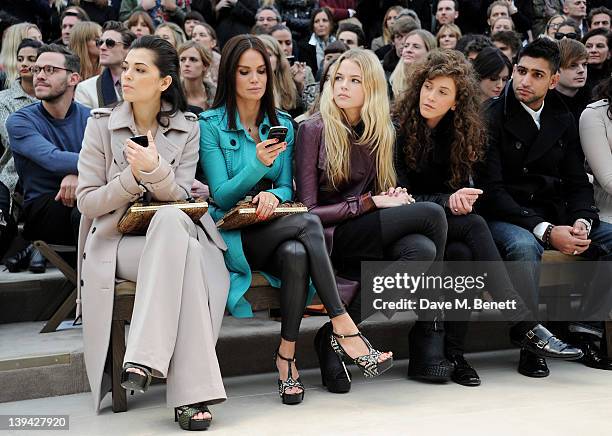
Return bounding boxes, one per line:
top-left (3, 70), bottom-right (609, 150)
top-left (488, 220), bottom-right (612, 319)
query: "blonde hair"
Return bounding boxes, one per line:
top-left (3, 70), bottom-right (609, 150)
top-left (390, 29), bottom-right (437, 98)
top-left (382, 6), bottom-right (405, 45)
top-left (69, 21), bottom-right (102, 80)
top-left (0, 23), bottom-right (42, 82)
top-left (319, 49), bottom-right (396, 192)
top-left (436, 23), bottom-right (462, 45)
top-left (257, 34), bottom-right (298, 111)
top-left (177, 40), bottom-right (215, 103)
top-left (155, 22), bottom-right (187, 48)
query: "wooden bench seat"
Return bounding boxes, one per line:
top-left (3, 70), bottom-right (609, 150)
top-left (109, 253), bottom-right (612, 413)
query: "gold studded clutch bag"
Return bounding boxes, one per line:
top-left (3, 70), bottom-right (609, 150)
top-left (216, 198), bottom-right (307, 230)
top-left (117, 198), bottom-right (208, 235)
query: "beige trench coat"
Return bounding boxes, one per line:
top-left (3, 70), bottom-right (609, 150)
top-left (76, 101), bottom-right (228, 413)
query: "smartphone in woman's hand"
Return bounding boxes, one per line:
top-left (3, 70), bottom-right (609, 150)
top-left (266, 126), bottom-right (288, 147)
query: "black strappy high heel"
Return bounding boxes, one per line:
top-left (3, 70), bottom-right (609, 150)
top-left (330, 331), bottom-right (394, 378)
top-left (174, 402), bottom-right (212, 431)
top-left (274, 349), bottom-right (305, 405)
top-left (120, 362), bottom-right (153, 393)
top-left (315, 321), bottom-right (352, 393)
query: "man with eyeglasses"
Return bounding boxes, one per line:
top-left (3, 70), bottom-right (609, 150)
top-left (75, 21), bottom-right (136, 109)
top-left (6, 44), bottom-right (90, 249)
top-left (254, 6), bottom-right (281, 34)
top-left (563, 0), bottom-right (588, 37)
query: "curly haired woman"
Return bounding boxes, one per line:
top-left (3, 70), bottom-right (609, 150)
top-left (393, 49), bottom-right (576, 386)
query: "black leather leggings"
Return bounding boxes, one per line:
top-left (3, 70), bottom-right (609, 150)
top-left (241, 213), bottom-right (346, 341)
top-left (343, 203), bottom-right (449, 323)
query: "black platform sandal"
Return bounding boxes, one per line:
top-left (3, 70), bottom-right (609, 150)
top-left (274, 349), bottom-right (305, 405)
top-left (330, 331), bottom-right (393, 378)
top-left (120, 362), bottom-right (153, 393)
top-left (175, 402), bottom-right (212, 431)
top-left (315, 322), bottom-right (351, 393)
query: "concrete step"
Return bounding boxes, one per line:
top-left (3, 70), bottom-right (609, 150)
top-left (0, 311), bottom-right (513, 404)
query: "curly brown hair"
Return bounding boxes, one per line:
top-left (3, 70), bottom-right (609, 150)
top-left (392, 49), bottom-right (487, 189)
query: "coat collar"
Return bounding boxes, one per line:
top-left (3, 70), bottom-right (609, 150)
top-left (108, 101), bottom-right (192, 134)
top-left (502, 81), bottom-right (570, 164)
top-left (215, 106), bottom-right (273, 135)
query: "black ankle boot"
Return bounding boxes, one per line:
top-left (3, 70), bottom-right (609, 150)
top-left (408, 320), bottom-right (453, 382)
top-left (314, 321), bottom-right (351, 393)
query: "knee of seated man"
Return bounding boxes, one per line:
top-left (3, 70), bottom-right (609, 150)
top-left (504, 234), bottom-right (543, 261)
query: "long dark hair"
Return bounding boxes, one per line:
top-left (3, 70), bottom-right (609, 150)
top-left (392, 49), bottom-right (487, 189)
top-left (129, 35), bottom-right (188, 126)
top-left (472, 46), bottom-right (512, 80)
top-left (212, 34), bottom-right (279, 129)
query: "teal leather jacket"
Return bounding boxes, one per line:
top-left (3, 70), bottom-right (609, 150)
top-left (199, 105), bottom-right (313, 317)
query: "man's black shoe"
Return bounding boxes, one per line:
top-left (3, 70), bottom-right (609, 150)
top-left (28, 248), bottom-right (46, 273)
top-left (5, 244), bottom-right (34, 272)
top-left (577, 337), bottom-right (612, 370)
top-left (518, 348), bottom-right (550, 378)
top-left (511, 324), bottom-right (583, 360)
top-left (448, 354), bottom-right (481, 386)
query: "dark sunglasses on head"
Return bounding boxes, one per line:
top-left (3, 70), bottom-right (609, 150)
top-left (554, 32), bottom-right (578, 40)
top-left (95, 38), bottom-right (125, 48)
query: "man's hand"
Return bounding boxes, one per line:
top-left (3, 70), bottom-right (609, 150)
top-left (55, 174), bottom-right (78, 207)
top-left (571, 219), bottom-right (589, 240)
top-left (550, 225), bottom-right (591, 255)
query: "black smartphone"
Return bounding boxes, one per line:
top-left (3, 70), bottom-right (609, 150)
top-left (130, 135), bottom-right (149, 147)
top-left (287, 55), bottom-right (296, 66)
top-left (266, 126), bottom-right (288, 147)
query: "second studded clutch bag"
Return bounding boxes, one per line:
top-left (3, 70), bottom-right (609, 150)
top-left (216, 198), bottom-right (307, 230)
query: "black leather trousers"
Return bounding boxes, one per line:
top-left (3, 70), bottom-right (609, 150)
top-left (241, 213), bottom-right (346, 341)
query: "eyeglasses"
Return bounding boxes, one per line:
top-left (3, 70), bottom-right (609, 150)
top-left (554, 32), bottom-right (578, 40)
top-left (30, 65), bottom-right (74, 75)
top-left (95, 38), bottom-right (125, 48)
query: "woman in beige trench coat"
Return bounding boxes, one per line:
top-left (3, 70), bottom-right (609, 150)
top-left (76, 36), bottom-right (229, 431)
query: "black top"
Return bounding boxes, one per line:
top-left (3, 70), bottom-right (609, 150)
top-left (395, 111), bottom-right (464, 209)
top-left (554, 87), bottom-right (591, 128)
